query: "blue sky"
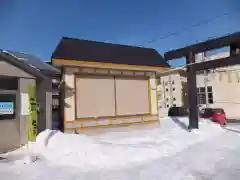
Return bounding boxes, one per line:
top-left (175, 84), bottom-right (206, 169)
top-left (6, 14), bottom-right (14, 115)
top-left (0, 0), bottom-right (240, 66)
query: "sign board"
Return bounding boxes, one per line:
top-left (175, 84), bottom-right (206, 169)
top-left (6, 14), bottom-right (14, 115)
top-left (0, 102), bottom-right (14, 115)
top-left (28, 85), bottom-right (38, 142)
top-left (21, 93), bottom-right (29, 115)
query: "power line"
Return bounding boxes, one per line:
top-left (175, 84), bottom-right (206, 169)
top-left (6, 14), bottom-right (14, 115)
top-left (137, 12), bottom-right (232, 47)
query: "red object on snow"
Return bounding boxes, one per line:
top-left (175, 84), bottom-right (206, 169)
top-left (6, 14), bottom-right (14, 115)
top-left (199, 108), bottom-right (227, 125)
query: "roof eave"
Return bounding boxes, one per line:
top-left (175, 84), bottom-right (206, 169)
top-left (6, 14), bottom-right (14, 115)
top-left (52, 58), bottom-right (169, 72)
top-left (0, 52), bottom-right (46, 80)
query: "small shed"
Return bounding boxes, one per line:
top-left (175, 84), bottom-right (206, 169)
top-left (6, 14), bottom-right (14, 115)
top-left (0, 50), bottom-right (59, 152)
top-left (51, 37), bottom-right (169, 132)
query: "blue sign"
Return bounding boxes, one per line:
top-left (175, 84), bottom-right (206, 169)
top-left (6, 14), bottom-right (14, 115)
top-left (0, 102), bottom-right (14, 115)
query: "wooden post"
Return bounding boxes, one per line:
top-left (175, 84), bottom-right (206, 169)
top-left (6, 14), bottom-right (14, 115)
top-left (186, 51), bottom-right (198, 129)
top-left (59, 67), bottom-right (65, 132)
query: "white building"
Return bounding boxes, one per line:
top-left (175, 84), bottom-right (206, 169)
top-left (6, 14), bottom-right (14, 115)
top-left (158, 52), bottom-right (240, 119)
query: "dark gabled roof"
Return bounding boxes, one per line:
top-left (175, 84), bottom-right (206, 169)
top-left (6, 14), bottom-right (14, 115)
top-left (0, 51), bottom-right (46, 79)
top-left (165, 31), bottom-right (240, 60)
top-left (51, 37), bottom-right (169, 67)
top-left (3, 50), bottom-right (60, 76)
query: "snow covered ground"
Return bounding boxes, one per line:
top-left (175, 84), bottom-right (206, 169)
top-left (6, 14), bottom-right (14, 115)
top-left (1, 117), bottom-right (240, 180)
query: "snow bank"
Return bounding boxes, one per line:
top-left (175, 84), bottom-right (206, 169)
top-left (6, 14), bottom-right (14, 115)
top-left (24, 117), bottom-right (222, 171)
top-left (35, 129), bottom-right (94, 150)
top-left (7, 117), bottom-right (224, 171)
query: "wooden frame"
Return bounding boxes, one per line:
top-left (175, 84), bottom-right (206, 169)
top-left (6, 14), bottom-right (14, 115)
top-left (65, 119), bottom-right (160, 131)
top-left (165, 32), bottom-right (240, 60)
top-left (61, 65), bottom-right (155, 77)
top-left (164, 31), bottom-right (240, 130)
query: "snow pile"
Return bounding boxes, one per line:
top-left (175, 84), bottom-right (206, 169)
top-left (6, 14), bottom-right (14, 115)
top-left (22, 117), bottom-right (224, 171)
top-left (1, 118), bottom-right (240, 180)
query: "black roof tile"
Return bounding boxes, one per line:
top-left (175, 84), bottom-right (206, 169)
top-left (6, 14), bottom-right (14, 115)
top-left (3, 50), bottom-right (60, 75)
top-left (52, 37), bottom-right (169, 67)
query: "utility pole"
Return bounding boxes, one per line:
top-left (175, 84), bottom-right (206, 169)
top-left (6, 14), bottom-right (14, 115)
top-left (203, 52), bottom-right (209, 108)
top-left (168, 60), bottom-right (173, 107)
top-left (169, 73), bottom-right (173, 107)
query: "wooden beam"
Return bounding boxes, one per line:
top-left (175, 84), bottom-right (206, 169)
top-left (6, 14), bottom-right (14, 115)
top-left (191, 55), bottom-right (240, 71)
top-left (164, 32), bottom-right (240, 60)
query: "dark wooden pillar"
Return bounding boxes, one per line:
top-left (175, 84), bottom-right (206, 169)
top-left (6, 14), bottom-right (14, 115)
top-left (186, 51), bottom-right (198, 129)
top-left (59, 67), bottom-right (65, 132)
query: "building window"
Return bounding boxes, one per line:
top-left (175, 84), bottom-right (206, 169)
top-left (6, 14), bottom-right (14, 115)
top-left (173, 87), bottom-right (176, 91)
top-left (166, 88), bottom-right (168, 92)
top-left (0, 77), bottom-right (18, 120)
top-left (0, 94), bottom-right (16, 120)
top-left (157, 78), bottom-right (162, 85)
top-left (173, 97), bottom-right (176, 101)
top-left (158, 91), bottom-right (163, 100)
top-left (207, 86), bottom-right (212, 93)
top-left (208, 87), bottom-right (213, 104)
top-left (0, 77), bottom-right (18, 90)
top-left (197, 93), bottom-right (206, 104)
top-left (52, 79), bottom-right (60, 89)
top-left (166, 104), bottom-right (169, 108)
top-left (199, 87), bottom-right (205, 93)
top-left (52, 98), bottom-right (59, 110)
top-left (197, 86), bottom-right (213, 105)
top-left (172, 80), bottom-right (175, 84)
